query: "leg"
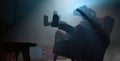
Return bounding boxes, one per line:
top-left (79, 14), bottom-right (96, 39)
top-left (51, 11), bottom-right (74, 34)
top-left (53, 54), bottom-right (58, 61)
top-left (52, 11), bottom-right (75, 36)
top-left (58, 23), bottom-right (75, 36)
top-left (44, 11), bottom-right (75, 36)
top-left (15, 51), bottom-right (19, 61)
top-left (21, 47), bottom-right (30, 61)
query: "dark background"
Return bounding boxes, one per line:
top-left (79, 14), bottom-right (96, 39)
top-left (0, 0), bottom-right (120, 61)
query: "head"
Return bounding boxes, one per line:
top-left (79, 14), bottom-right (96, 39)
top-left (103, 16), bottom-right (115, 25)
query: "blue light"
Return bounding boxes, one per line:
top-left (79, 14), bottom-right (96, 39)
top-left (42, 0), bottom-right (109, 26)
top-left (54, 0), bottom-right (104, 14)
top-left (52, 0), bottom-right (105, 26)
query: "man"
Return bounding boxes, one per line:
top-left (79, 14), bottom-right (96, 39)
top-left (44, 5), bottom-right (114, 61)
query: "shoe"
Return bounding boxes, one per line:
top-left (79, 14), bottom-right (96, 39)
top-left (51, 11), bottom-right (59, 27)
top-left (44, 15), bottom-right (50, 26)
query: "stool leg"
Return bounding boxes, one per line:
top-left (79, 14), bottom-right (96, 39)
top-left (21, 47), bottom-right (30, 61)
top-left (15, 50), bottom-right (19, 61)
top-left (53, 54), bottom-right (58, 61)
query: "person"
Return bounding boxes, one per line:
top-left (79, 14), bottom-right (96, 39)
top-left (44, 5), bottom-right (115, 61)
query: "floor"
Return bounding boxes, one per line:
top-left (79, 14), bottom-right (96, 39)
top-left (31, 59), bottom-right (71, 61)
top-left (19, 46), bottom-right (120, 61)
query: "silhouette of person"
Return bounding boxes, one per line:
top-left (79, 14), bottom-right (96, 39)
top-left (44, 5), bottom-right (115, 61)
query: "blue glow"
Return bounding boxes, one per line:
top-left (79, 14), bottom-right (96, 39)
top-left (41, 0), bottom-right (110, 26)
top-left (54, 0), bottom-right (104, 14)
top-left (52, 0), bottom-right (106, 26)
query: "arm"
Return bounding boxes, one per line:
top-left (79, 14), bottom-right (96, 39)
top-left (76, 9), bottom-right (102, 29)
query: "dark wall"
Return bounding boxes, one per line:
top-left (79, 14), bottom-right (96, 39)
top-left (0, 0), bottom-right (14, 23)
top-left (1, 0), bottom-right (120, 45)
top-left (0, 0), bottom-right (15, 42)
